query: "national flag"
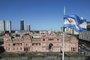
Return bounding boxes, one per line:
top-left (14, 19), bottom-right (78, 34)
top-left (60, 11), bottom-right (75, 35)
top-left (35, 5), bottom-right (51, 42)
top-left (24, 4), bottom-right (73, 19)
top-left (64, 15), bottom-right (87, 32)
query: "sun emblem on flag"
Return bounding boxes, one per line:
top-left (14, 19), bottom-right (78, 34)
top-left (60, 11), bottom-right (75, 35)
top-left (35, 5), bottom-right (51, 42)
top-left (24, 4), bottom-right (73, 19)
top-left (68, 18), bottom-right (74, 23)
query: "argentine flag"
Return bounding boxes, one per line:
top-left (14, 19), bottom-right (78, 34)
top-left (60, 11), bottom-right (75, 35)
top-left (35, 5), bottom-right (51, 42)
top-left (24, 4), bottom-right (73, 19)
top-left (64, 15), bottom-right (87, 32)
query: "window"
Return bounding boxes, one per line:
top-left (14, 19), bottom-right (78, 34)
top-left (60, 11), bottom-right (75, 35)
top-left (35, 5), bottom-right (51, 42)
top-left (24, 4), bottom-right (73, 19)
top-left (39, 43), bottom-right (41, 45)
top-left (73, 48), bottom-right (76, 51)
top-left (57, 39), bottom-right (59, 40)
top-left (36, 43), bottom-right (38, 45)
top-left (24, 48), bottom-right (28, 52)
top-left (32, 43), bottom-right (34, 46)
top-left (13, 43), bottom-right (15, 46)
top-left (17, 48), bottom-right (18, 50)
top-left (71, 47), bottom-right (76, 52)
top-left (48, 38), bottom-right (54, 41)
top-left (32, 43), bottom-right (41, 46)
top-left (43, 39), bottom-right (45, 41)
top-left (8, 44), bottom-right (10, 46)
top-left (26, 44), bottom-right (28, 46)
top-left (8, 48), bottom-right (10, 50)
top-left (20, 47), bottom-right (22, 50)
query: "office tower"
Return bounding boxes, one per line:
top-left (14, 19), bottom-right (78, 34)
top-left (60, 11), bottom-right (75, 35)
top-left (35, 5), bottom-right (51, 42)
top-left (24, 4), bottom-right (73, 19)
top-left (79, 31), bottom-right (90, 41)
top-left (27, 25), bottom-right (30, 31)
top-left (20, 20), bottom-right (24, 30)
top-left (0, 20), bottom-right (4, 32)
top-left (87, 22), bottom-right (90, 31)
top-left (5, 20), bottom-right (11, 32)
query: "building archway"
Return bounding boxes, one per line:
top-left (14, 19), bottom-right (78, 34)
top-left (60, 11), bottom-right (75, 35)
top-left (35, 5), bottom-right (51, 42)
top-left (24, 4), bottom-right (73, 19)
top-left (49, 43), bottom-right (53, 50)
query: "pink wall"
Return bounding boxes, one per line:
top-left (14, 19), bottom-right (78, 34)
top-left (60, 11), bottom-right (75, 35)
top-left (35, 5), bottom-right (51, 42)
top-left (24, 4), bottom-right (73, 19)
top-left (3, 33), bottom-right (78, 53)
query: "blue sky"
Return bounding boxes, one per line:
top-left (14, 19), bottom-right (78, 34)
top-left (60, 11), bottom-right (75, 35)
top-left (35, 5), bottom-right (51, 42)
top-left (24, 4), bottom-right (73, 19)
top-left (0, 0), bottom-right (90, 31)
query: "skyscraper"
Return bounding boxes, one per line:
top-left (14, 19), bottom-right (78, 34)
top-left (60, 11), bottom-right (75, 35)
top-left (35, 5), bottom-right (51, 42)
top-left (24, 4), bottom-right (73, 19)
top-left (87, 21), bottom-right (90, 31)
top-left (4, 20), bottom-right (11, 32)
top-left (27, 25), bottom-right (30, 31)
top-left (20, 20), bottom-right (24, 30)
top-left (0, 20), bottom-right (4, 32)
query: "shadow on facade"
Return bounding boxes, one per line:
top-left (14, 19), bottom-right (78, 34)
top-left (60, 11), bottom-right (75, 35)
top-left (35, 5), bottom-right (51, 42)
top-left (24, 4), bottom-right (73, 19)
top-left (85, 56), bottom-right (90, 60)
top-left (0, 46), bottom-right (5, 54)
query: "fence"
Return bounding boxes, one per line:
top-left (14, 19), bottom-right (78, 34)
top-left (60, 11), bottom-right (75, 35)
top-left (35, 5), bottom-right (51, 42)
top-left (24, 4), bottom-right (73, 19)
top-left (0, 56), bottom-right (90, 60)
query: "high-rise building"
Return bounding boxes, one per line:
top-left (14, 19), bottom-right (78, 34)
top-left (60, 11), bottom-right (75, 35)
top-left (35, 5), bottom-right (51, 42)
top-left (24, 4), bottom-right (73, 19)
top-left (27, 25), bottom-right (30, 31)
top-left (0, 20), bottom-right (4, 32)
top-left (5, 20), bottom-right (11, 32)
top-left (20, 20), bottom-right (24, 30)
top-left (87, 22), bottom-right (90, 31)
top-left (79, 31), bottom-right (90, 42)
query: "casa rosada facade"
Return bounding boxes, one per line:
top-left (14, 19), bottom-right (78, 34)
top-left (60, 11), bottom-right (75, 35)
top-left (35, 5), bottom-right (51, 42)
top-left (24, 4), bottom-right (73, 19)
top-left (3, 31), bottom-right (78, 53)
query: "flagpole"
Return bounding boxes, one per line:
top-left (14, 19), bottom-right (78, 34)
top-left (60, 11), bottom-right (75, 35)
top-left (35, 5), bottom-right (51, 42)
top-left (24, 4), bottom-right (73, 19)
top-left (64, 6), bottom-right (66, 16)
top-left (62, 32), bottom-right (65, 60)
top-left (62, 6), bottom-right (66, 60)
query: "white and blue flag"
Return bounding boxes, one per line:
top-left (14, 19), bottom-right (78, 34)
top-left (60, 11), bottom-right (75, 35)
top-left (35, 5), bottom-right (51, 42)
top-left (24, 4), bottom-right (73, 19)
top-left (64, 15), bottom-right (87, 32)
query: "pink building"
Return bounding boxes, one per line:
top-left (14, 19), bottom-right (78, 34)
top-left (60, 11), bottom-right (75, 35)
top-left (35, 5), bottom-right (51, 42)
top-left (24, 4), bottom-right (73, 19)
top-left (3, 31), bottom-right (78, 53)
